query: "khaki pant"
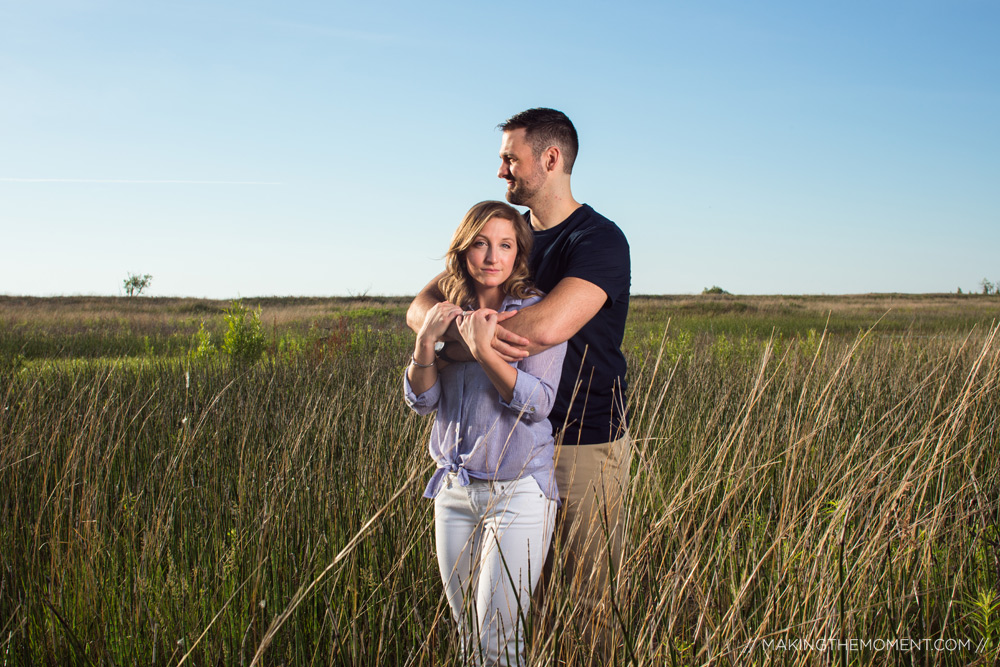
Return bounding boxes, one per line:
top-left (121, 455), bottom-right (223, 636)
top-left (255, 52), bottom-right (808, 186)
top-left (537, 433), bottom-right (633, 664)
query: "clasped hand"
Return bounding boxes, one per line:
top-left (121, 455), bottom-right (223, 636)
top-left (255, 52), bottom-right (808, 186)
top-left (418, 303), bottom-right (529, 362)
top-left (456, 308), bottom-right (501, 360)
top-left (416, 302), bottom-right (464, 345)
top-left (458, 309), bottom-right (532, 362)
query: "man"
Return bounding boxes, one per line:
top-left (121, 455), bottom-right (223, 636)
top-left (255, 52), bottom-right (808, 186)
top-left (406, 108), bottom-right (631, 660)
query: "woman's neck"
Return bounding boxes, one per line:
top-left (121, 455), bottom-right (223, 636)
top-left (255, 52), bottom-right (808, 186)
top-left (474, 286), bottom-right (505, 311)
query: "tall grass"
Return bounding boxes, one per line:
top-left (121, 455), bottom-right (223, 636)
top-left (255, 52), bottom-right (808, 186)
top-left (613, 324), bottom-right (1000, 666)
top-left (1, 302), bottom-right (998, 665)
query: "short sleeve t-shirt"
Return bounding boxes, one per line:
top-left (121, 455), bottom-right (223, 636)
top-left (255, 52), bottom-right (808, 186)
top-left (527, 204), bottom-right (630, 445)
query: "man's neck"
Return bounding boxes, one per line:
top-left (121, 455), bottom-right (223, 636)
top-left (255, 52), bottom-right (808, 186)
top-left (528, 194), bottom-right (581, 231)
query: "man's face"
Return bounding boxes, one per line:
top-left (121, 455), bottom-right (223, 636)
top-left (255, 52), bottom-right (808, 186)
top-left (498, 129), bottom-right (545, 207)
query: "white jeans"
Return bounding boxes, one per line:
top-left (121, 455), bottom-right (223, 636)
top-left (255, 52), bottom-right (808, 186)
top-left (434, 474), bottom-right (557, 667)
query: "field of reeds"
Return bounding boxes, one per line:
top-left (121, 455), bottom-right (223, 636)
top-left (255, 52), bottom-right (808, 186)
top-left (1, 293), bottom-right (999, 666)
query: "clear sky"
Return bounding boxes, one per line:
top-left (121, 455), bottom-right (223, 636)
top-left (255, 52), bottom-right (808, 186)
top-left (2, 0), bottom-right (998, 298)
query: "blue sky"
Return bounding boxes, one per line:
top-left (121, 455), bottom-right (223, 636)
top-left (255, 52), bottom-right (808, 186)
top-left (2, 0), bottom-right (998, 297)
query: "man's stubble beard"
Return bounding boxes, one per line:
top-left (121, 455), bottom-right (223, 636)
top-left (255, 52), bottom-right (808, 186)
top-left (504, 174), bottom-right (542, 208)
top-left (505, 187), bottom-right (530, 206)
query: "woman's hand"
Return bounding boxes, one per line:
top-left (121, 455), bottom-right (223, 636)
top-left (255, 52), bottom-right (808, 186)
top-left (457, 308), bottom-right (499, 362)
top-left (457, 308), bottom-right (517, 401)
top-left (416, 302), bottom-right (463, 348)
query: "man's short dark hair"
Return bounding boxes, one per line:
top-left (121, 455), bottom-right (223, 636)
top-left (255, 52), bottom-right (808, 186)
top-left (499, 108), bottom-right (579, 174)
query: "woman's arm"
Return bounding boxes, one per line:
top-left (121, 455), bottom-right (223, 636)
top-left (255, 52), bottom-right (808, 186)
top-left (406, 302), bottom-right (463, 396)
top-left (499, 340), bottom-right (567, 422)
top-left (405, 336), bottom-right (439, 397)
top-left (457, 309), bottom-right (517, 403)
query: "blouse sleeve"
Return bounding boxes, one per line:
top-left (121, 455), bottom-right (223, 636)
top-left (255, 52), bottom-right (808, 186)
top-left (403, 372), bottom-right (440, 415)
top-left (498, 341), bottom-right (567, 422)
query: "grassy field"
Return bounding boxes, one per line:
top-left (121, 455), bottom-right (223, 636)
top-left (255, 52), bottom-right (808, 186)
top-left (1, 294), bottom-right (999, 666)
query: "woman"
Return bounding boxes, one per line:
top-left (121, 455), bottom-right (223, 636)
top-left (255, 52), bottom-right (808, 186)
top-left (404, 201), bottom-right (566, 666)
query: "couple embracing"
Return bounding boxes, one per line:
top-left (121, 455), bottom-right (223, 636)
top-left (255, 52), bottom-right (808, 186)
top-left (404, 108), bottom-right (632, 666)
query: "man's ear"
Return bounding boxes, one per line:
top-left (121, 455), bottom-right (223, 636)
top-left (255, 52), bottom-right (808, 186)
top-left (542, 145), bottom-right (560, 172)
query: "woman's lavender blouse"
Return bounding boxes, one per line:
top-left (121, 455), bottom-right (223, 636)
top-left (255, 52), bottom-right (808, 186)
top-left (403, 294), bottom-right (567, 501)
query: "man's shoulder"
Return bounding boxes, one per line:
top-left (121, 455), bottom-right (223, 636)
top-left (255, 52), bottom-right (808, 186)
top-left (578, 203), bottom-right (611, 223)
top-left (573, 205), bottom-right (629, 247)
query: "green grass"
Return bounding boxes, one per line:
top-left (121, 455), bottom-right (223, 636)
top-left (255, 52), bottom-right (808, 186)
top-left (1, 294), bottom-right (999, 665)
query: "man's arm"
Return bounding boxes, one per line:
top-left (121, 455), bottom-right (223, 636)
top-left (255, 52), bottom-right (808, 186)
top-left (496, 277), bottom-right (607, 356)
top-left (406, 271), bottom-right (448, 334)
top-left (406, 272), bottom-right (471, 361)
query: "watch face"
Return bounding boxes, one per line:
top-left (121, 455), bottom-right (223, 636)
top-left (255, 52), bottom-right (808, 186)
top-left (434, 341), bottom-right (445, 353)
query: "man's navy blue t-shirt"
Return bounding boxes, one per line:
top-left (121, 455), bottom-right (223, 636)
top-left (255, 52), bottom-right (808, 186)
top-left (526, 204), bottom-right (630, 446)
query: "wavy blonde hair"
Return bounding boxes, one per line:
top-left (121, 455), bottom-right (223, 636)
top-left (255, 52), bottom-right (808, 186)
top-left (438, 201), bottom-right (537, 308)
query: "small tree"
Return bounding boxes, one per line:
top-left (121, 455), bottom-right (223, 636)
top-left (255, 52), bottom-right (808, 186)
top-left (221, 299), bottom-right (266, 366)
top-left (702, 285), bottom-right (730, 295)
top-left (981, 278), bottom-right (996, 296)
top-left (123, 273), bottom-right (153, 297)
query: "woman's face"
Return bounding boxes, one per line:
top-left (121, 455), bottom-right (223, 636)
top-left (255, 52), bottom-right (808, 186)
top-left (464, 216), bottom-right (517, 290)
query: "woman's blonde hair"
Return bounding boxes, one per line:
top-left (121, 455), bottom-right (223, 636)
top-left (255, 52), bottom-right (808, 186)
top-left (438, 201), bottom-right (537, 308)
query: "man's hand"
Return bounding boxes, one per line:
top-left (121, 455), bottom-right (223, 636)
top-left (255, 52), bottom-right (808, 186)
top-left (492, 310), bottom-right (530, 361)
top-left (438, 310), bottom-right (527, 364)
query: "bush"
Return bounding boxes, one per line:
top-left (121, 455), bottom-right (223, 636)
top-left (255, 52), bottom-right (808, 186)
top-left (221, 300), bottom-right (266, 366)
top-left (123, 273), bottom-right (152, 297)
top-left (193, 321), bottom-right (217, 360)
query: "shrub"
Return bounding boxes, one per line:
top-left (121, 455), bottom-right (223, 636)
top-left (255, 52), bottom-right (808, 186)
top-left (123, 273), bottom-right (152, 297)
top-left (193, 321), bottom-right (217, 360)
top-left (221, 300), bottom-right (266, 366)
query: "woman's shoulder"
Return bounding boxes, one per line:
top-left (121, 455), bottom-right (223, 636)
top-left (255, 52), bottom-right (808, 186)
top-left (503, 289), bottom-right (545, 311)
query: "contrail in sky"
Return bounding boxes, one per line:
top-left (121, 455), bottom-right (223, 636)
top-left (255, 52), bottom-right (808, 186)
top-left (0, 178), bottom-right (281, 185)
